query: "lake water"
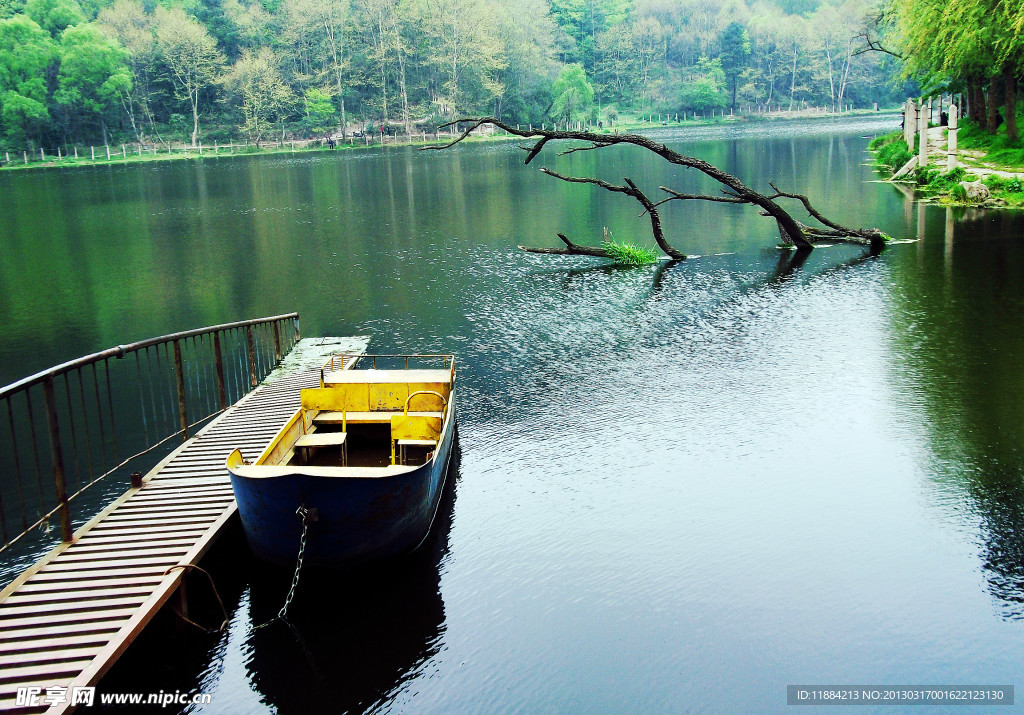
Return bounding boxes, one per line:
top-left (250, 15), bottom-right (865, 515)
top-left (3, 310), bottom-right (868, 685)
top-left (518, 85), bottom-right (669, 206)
top-left (2, 115), bottom-right (1024, 712)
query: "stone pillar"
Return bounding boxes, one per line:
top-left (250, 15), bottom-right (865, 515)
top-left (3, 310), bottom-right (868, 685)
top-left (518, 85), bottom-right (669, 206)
top-left (904, 98), bottom-right (917, 150)
top-left (918, 100), bottom-right (929, 169)
top-left (947, 104), bottom-right (959, 171)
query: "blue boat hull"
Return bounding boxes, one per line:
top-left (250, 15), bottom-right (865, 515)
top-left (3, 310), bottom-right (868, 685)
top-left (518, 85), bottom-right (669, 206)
top-left (229, 407), bottom-right (456, 568)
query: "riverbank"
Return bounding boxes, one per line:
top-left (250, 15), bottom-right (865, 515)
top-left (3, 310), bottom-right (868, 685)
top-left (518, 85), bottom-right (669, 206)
top-left (1, 107), bottom-right (898, 172)
top-left (870, 124), bottom-right (1024, 207)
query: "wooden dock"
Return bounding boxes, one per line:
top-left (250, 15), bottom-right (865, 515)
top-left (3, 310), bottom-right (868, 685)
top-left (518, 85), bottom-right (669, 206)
top-left (0, 338), bottom-right (365, 714)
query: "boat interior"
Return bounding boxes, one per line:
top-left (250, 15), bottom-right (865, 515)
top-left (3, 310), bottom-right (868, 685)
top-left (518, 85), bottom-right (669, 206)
top-left (250, 354), bottom-right (455, 472)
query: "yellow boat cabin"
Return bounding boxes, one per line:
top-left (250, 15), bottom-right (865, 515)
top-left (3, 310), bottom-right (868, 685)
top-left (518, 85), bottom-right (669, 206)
top-left (232, 354), bottom-right (456, 475)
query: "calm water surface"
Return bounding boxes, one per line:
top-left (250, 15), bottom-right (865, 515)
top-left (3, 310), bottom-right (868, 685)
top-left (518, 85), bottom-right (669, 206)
top-left (2, 115), bottom-right (1024, 712)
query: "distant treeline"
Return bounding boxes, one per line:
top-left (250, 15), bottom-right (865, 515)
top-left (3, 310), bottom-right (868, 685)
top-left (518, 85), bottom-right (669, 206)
top-left (0, 0), bottom-right (911, 149)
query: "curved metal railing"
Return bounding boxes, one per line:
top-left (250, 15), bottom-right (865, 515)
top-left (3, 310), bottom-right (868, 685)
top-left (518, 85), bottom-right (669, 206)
top-left (0, 313), bottom-right (300, 554)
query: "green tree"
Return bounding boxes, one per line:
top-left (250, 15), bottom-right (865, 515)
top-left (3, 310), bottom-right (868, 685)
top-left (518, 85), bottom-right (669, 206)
top-left (550, 61), bottom-right (593, 124)
top-left (680, 55), bottom-right (726, 112)
top-left (0, 0), bottom-right (23, 18)
top-left (155, 5), bottom-right (225, 145)
top-left (303, 85), bottom-right (334, 134)
top-left (24, 0), bottom-right (84, 37)
top-left (417, 0), bottom-right (505, 117)
top-left (0, 14), bottom-right (55, 144)
top-left (221, 46), bottom-right (293, 144)
top-left (718, 21), bottom-right (750, 112)
top-left (97, 0), bottom-right (161, 142)
top-left (55, 23), bottom-right (132, 143)
top-left (494, 0), bottom-right (558, 122)
top-left (282, 0), bottom-right (351, 136)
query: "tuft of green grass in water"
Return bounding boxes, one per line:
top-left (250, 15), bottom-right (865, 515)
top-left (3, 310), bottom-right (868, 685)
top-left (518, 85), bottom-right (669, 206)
top-left (603, 240), bottom-right (658, 265)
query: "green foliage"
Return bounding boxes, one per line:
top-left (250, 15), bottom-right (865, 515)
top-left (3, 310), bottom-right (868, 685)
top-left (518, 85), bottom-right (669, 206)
top-left (717, 22), bottom-right (749, 111)
top-left (868, 130), bottom-right (902, 151)
top-left (956, 116), bottom-right (1024, 168)
top-left (24, 0), bottom-right (83, 37)
top-left (0, 0), bottom-right (909, 148)
top-left (876, 140), bottom-right (912, 172)
top-left (0, 14), bottom-right (54, 141)
top-left (303, 87), bottom-right (334, 135)
top-left (949, 183), bottom-right (967, 202)
top-left (220, 46), bottom-right (290, 143)
top-left (0, 0), bottom-right (24, 18)
top-left (55, 24), bottom-right (131, 117)
top-left (982, 174), bottom-right (1024, 192)
top-left (680, 56), bottom-right (726, 113)
top-left (603, 238), bottom-right (657, 265)
top-left (920, 166), bottom-right (965, 192)
top-left (550, 62), bottom-right (593, 124)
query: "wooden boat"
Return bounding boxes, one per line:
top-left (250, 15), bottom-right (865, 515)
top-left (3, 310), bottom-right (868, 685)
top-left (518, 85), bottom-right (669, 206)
top-left (226, 353), bottom-right (456, 567)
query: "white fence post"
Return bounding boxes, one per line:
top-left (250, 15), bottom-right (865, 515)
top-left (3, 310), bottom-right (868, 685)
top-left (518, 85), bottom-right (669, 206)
top-left (947, 104), bottom-right (959, 171)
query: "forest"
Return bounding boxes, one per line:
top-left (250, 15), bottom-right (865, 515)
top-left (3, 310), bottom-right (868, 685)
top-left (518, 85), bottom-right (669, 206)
top-left (0, 0), bottom-right (910, 150)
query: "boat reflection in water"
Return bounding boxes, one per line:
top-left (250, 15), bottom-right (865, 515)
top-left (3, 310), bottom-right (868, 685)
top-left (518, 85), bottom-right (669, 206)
top-left (243, 439), bottom-right (460, 713)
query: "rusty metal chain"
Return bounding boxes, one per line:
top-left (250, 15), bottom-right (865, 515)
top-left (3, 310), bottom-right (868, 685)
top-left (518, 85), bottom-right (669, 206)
top-left (278, 506), bottom-right (313, 620)
top-left (255, 505), bottom-right (315, 630)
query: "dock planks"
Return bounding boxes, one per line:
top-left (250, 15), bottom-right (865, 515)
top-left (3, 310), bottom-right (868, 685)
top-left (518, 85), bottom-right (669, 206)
top-left (0, 340), bottom-right (361, 714)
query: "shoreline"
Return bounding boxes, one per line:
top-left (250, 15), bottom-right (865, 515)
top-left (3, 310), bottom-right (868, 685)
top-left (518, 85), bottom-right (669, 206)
top-left (870, 127), bottom-right (1024, 208)
top-left (0, 108), bottom-right (900, 173)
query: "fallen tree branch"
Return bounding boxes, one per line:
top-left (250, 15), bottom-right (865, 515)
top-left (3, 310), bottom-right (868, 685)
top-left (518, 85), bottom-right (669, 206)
top-left (426, 117), bottom-right (887, 258)
top-left (768, 182), bottom-right (887, 250)
top-left (539, 169), bottom-right (686, 259)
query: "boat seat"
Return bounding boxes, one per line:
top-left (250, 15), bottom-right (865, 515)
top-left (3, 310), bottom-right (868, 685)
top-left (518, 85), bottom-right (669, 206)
top-left (313, 410), bottom-right (443, 425)
top-left (294, 432), bottom-right (347, 466)
top-left (396, 438), bottom-right (437, 466)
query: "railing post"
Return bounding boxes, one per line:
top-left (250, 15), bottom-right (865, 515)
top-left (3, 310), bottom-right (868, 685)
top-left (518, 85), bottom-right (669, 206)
top-left (213, 332), bottom-right (228, 410)
top-left (42, 377), bottom-right (73, 542)
top-left (173, 340), bottom-right (189, 441)
top-left (293, 316), bottom-right (300, 344)
top-left (246, 325), bottom-right (257, 388)
top-left (273, 322), bottom-right (281, 363)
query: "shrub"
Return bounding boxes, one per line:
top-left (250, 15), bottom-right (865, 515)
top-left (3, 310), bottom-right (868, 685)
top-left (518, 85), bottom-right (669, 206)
top-left (923, 166), bottom-right (966, 192)
top-left (869, 130), bottom-right (902, 151)
top-left (949, 183), bottom-right (967, 202)
top-left (983, 174), bottom-right (1007, 191)
top-left (876, 140), bottom-right (912, 172)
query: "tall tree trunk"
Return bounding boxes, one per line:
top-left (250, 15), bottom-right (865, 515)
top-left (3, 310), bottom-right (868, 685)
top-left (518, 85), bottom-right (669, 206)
top-left (191, 89), bottom-right (200, 147)
top-left (394, 23), bottom-right (410, 135)
top-left (987, 77), bottom-right (1000, 133)
top-left (970, 77), bottom-right (986, 124)
top-left (788, 42), bottom-right (798, 111)
top-left (376, 15), bottom-right (388, 126)
top-left (825, 46), bottom-right (835, 112)
top-left (1004, 66), bottom-right (1017, 142)
top-left (325, 18), bottom-right (347, 140)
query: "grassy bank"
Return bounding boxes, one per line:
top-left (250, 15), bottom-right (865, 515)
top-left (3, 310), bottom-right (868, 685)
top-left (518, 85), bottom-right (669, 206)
top-left (869, 125), bottom-right (1024, 208)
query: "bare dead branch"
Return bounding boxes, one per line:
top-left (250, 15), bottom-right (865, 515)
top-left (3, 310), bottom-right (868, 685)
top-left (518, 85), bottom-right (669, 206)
top-left (537, 168), bottom-right (685, 259)
top-left (852, 32), bottom-right (904, 58)
top-left (426, 118), bottom-right (492, 150)
top-left (558, 142), bottom-right (613, 157)
top-left (523, 137), bottom-right (550, 164)
top-left (519, 233), bottom-right (613, 257)
top-left (657, 187), bottom-right (747, 205)
top-left (424, 117), bottom-right (885, 256)
top-left (768, 182), bottom-right (887, 250)
top-left (540, 167), bottom-right (631, 195)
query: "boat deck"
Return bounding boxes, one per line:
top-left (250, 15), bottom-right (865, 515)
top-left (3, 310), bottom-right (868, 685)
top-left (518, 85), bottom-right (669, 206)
top-left (0, 341), bottom-right (360, 714)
